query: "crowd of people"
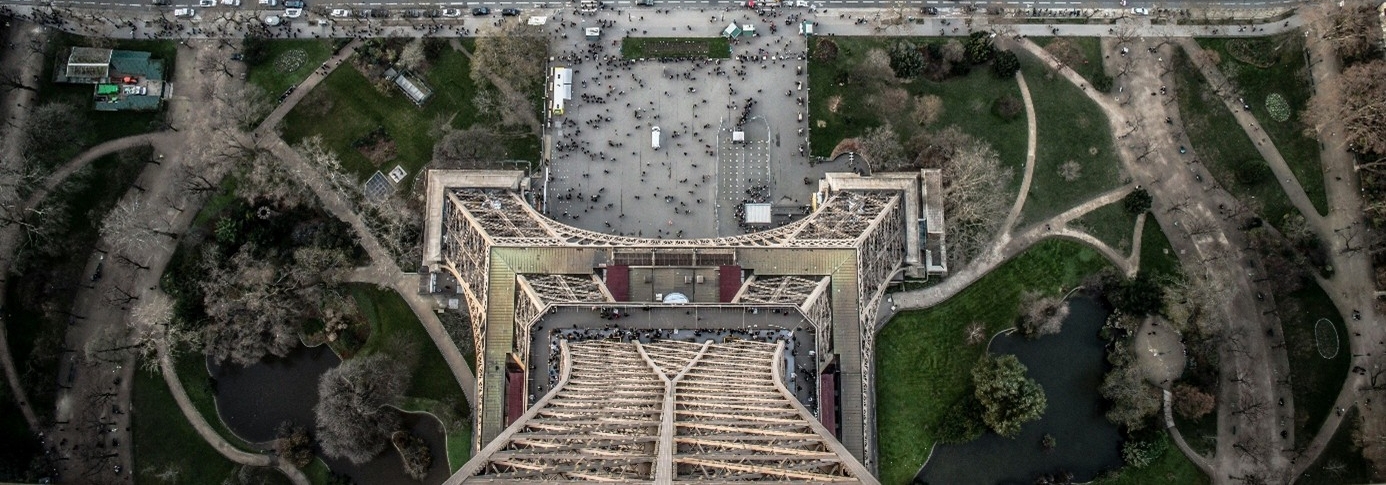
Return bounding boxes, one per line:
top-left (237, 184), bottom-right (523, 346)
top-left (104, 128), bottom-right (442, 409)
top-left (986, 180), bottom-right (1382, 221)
top-left (544, 9), bottom-right (814, 240)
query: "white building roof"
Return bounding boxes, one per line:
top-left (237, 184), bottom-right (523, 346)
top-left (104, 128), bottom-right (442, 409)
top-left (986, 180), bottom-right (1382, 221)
top-left (744, 203), bottom-right (772, 224)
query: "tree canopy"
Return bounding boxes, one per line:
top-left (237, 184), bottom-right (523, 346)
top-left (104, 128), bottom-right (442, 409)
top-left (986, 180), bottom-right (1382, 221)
top-left (972, 354), bottom-right (1047, 437)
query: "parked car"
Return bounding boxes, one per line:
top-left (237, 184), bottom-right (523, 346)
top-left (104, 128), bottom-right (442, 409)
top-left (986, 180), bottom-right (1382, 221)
top-left (402, 9), bottom-right (423, 17)
top-left (636, 0), bottom-right (653, 5)
top-left (257, 0), bottom-right (278, 6)
top-left (1130, 6), bottom-right (1149, 15)
top-left (220, 0), bottom-right (241, 7)
top-left (369, 8), bottom-right (388, 17)
top-left (198, 0), bottom-right (215, 7)
top-left (284, 7), bottom-right (303, 16)
top-left (441, 7), bottom-right (461, 16)
top-left (500, 7), bottom-right (520, 15)
top-left (151, 0), bottom-right (170, 6)
top-left (174, 7), bottom-right (195, 16)
top-left (230, 52), bottom-right (244, 60)
top-left (329, 8), bottom-right (350, 16)
top-left (283, 0), bottom-right (304, 8)
top-left (471, 6), bottom-right (490, 15)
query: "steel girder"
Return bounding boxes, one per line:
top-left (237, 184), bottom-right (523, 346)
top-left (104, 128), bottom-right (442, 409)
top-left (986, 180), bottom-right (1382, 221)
top-left (455, 340), bottom-right (877, 484)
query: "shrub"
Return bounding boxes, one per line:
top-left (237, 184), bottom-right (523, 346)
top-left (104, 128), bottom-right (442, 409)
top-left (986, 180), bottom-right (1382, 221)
top-left (1092, 72), bottom-right (1114, 93)
top-left (1234, 160), bottom-right (1272, 185)
top-left (992, 94), bottom-right (1023, 121)
top-left (1172, 384), bottom-right (1216, 420)
top-left (935, 394), bottom-right (986, 443)
top-left (965, 31), bottom-right (994, 64)
top-left (1122, 188), bottom-right (1152, 214)
top-left (888, 40), bottom-right (925, 78)
top-left (813, 38), bottom-right (839, 62)
top-left (991, 50), bottom-right (1020, 78)
top-left (1265, 93), bottom-right (1291, 122)
top-left (1121, 432), bottom-right (1169, 468)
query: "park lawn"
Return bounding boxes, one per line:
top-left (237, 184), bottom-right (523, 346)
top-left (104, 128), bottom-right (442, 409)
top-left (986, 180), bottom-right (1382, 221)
top-left (1016, 52), bottom-right (1125, 226)
top-left (1070, 200), bottom-right (1140, 254)
top-left (133, 368), bottom-right (240, 485)
top-left (1173, 50), bottom-right (1301, 233)
top-left (1196, 35), bottom-right (1326, 216)
top-left (4, 148), bottom-right (149, 423)
top-left (1137, 215), bottom-right (1181, 279)
top-left (350, 284), bottom-right (474, 474)
top-left (875, 239), bottom-right (1113, 485)
top-left (246, 39), bottom-right (335, 98)
top-left (1031, 36), bottom-right (1109, 91)
top-left (1297, 408), bottom-right (1374, 485)
top-left (283, 46), bottom-right (537, 190)
top-left (1091, 435), bottom-right (1210, 485)
top-left (1173, 407), bottom-right (1217, 457)
top-left (447, 427), bottom-right (473, 472)
top-left (1278, 281), bottom-right (1350, 448)
top-left (621, 37), bottom-right (731, 59)
top-left (173, 354), bottom-right (259, 450)
top-left (351, 283), bottom-right (464, 404)
top-left (807, 37), bottom-right (1028, 190)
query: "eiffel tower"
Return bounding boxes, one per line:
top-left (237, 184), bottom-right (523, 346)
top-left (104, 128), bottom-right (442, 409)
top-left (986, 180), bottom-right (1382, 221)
top-left (421, 169), bottom-right (945, 483)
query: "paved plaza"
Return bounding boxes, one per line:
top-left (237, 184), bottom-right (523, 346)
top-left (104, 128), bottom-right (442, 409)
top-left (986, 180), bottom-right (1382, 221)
top-left (543, 9), bottom-right (824, 238)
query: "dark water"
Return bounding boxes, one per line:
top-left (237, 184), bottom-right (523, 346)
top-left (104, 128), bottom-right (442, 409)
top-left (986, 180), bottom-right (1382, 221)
top-left (209, 345), bottom-right (450, 484)
top-left (915, 296), bottom-right (1123, 485)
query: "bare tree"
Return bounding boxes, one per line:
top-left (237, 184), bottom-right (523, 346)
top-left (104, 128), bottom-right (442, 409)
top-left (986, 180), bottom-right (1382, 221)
top-left (470, 20), bottom-right (549, 93)
top-left (432, 127), bottom-right (506, 170)
top-left (1306, 60), bottom-right (1386, 154)
top-left (101, 193), bottom-right (174, 257)
top-left (942, 139), bottom-right (1014, 268)
top-left (910, 95), bottom-right (944, 127)
top-left (315, 353), bottom-right (409, 464)
top-left (210, 79), bottom-right (272, 131)
top-left (199, 244), bottom-right (303, 366)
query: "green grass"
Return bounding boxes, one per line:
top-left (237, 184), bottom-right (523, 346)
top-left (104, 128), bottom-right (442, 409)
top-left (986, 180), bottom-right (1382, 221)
top-left (133, 368), bottom-right (240, 484)
top-left (1031, 36), bottom-right (1108, 91)
top-left (875, 239), bottom-right (1113, 485)
top-left (1137, 215), bottom-right (1181, 279)
top-left (1173, 50), bottom-right (1302, 233)
top-left (1091, 434), bottom-right (1210, 485)
top-left (447, 427), bottom-right (473, 472)
top-left (1016, 52), bottom-right (1124, 225)
top-left (173, 354), bottom-right (258, 450)
top-left (807, 37), bottom-right (1028, 190)
top-left (246, 39), bottom-right (334, 97)
top-left (620, 36), bottom-right (731, 59)
top-left (351, 283), bottom-right (463, 404)
top-left (283, 43), bottom-right (538, 189)
top-left (1173, 410), bottom-right (1217, 457)
top-left (1196, 35), bottom-right (1326, 216)
top-left (349, 283), bottom-right (473, 473)
top-left (1071, 201), bottom-right (1140, 254)
top-left (1296, 408), bottom-right (1374, 485)
top-left (1278, 281), bottom-right (1350, 447)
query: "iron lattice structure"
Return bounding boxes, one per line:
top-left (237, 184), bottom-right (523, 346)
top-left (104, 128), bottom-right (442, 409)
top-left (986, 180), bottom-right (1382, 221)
top-left (450, 340), bottom-right (877, 484)
top-left (425, 170), bottom-right (911, 474)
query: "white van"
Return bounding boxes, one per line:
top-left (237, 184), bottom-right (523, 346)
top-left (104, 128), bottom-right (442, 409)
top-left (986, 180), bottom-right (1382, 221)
top-left (651, 126), bottom-right (661, 150)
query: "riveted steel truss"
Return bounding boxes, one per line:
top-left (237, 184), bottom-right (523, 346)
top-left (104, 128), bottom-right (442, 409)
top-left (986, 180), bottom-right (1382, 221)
top-left (514, 275), bottom-right (613, 360)
top-left (454, 340), bottom-right (876, 484)
top-left (733, 275), bottom-right (824, 306)
top-left (788, 191), bottom-right (897, 242)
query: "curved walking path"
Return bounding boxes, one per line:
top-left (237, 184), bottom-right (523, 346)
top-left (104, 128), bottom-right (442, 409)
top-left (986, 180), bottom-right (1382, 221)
top-left (0, 130), bottom-right (181, 439)
top-left (889, 184), bottom-right (1135, 315)
top-left (1000, 70), bottom-right (1039, 235)
top-left (158, 344), bottom-right (310, 485)
top-left (261, 134), bottom-right (478, 406)
top-left (1164, 389), bottom-right (1217, 476)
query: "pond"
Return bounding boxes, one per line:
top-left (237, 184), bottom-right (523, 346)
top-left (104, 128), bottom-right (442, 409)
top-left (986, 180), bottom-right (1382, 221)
top-left (209, 344), bottom-right (450, 484)
top-left (915, 296), bottom-right (1123, 485)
